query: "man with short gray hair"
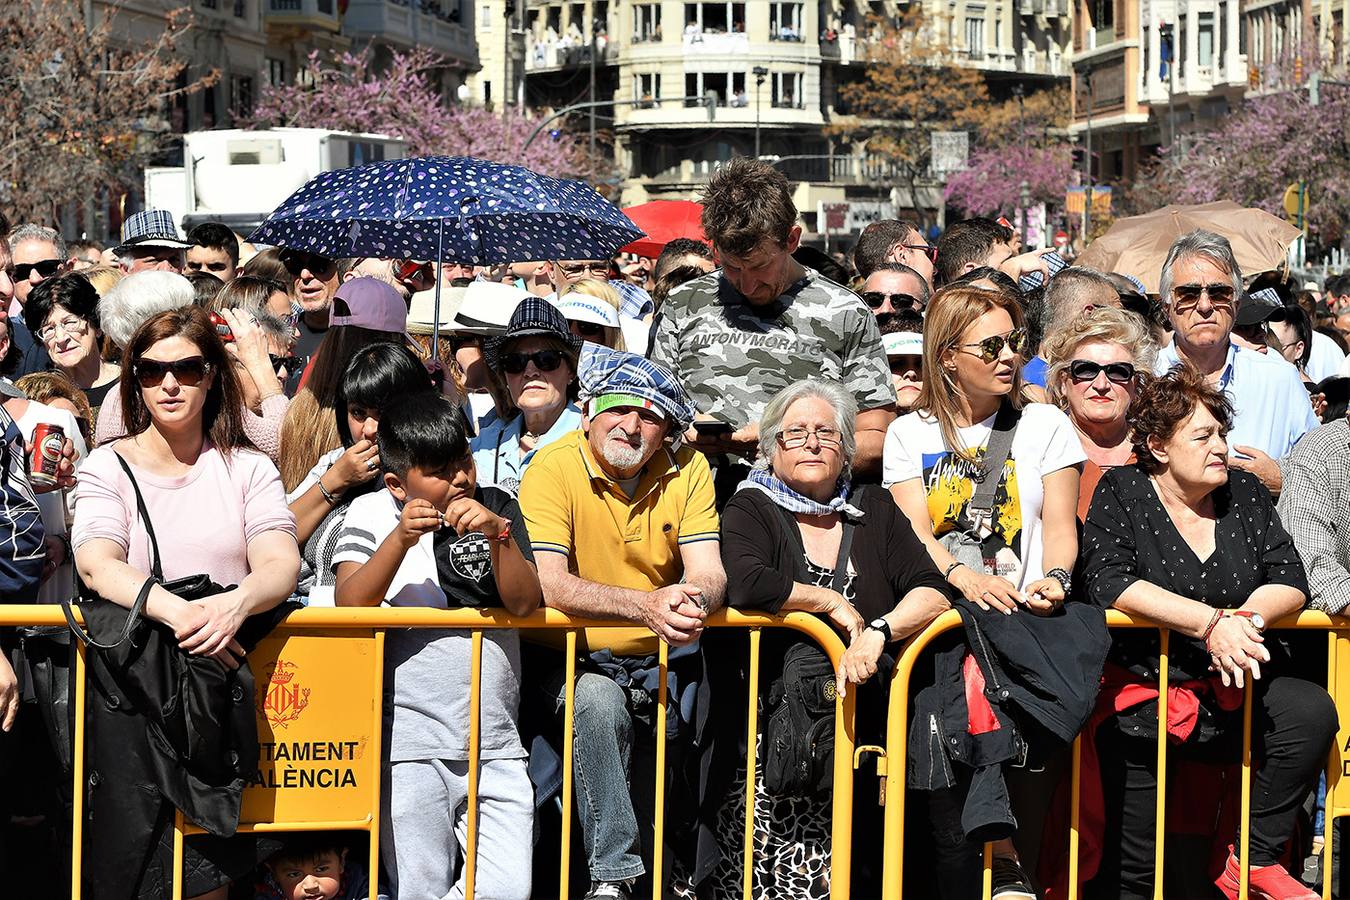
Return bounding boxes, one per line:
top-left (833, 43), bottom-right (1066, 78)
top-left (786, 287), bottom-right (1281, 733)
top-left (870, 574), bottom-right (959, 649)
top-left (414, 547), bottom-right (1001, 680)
top-left (1022, 267), bottom-right (1122, 386)
top-left (1155, 229), bottom-right (1316, 472)
top-left (5, 224), bottom-right (65, 376)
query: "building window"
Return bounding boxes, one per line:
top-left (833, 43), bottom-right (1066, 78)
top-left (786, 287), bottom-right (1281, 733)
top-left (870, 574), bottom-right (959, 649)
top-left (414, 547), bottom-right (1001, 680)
top-left (201, 0), bottom-right (218, 9)
top-left (635, 72), bottom-right (661, 105)
top-left (770, 71), bottom-right (804, 108)
top-left (1197, 12), bottom-right (1214, 66)
top-left (994, 7), bottom-right (1002, 49)
top-left (483, 80), bottom-right (492, 106)
top-left (769, 3), bottom-right (803, 41)
top-left (683, 71), bottom-right (744, 105)
top-left (965, 15), bottom-right (985, 57)
top-left (1218, 3), bottom-right (1227, 69)
top-left (230, 74), bottom-right (254, 120)
top-left (267, 58), bottom-right (286, 87)
top-left (1092, 0), bottom-right (1113, 40)
top-left (316, 0), bottom-right (333, 13)
top-left (481, 4), bottom-right (490, 28)
top-left (683, 2), bottom-right (746, 35)
top-left (633, 3), bottom-right (661, 41)
top-left (1179, 14), bottom-right (1188, 71)
top-left (233, 0), bottom-right (245, 15)
top-left (1142, 25), bottom-right (1150, 83)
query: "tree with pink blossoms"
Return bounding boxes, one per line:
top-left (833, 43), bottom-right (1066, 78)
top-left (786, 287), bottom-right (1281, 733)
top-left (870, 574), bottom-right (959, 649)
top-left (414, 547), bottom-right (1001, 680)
top-left (944, 144), bottom-right (1075, 218)
top-left (249, 47), bottom-right (603, 181)
top-left (1129, 81), bottom-right (1350, 248)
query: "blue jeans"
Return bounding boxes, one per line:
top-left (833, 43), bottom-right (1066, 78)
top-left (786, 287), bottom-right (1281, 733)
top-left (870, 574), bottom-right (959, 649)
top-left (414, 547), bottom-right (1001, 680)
top-left (546, 668), bottom-right (645, 883)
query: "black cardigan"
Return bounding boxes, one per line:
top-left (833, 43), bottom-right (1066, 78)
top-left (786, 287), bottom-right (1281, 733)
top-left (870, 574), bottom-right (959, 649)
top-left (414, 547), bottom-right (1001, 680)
top-left (720, 483), bottom-right (950, 621)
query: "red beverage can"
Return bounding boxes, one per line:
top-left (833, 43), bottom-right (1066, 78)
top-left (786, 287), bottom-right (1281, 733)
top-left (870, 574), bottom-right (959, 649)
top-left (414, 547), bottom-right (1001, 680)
top-left (29, 422), bottom-right (64, 488)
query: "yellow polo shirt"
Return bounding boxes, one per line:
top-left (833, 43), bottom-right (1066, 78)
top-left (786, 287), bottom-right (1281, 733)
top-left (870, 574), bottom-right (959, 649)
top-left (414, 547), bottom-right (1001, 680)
top-left (518, 429), bottom-right (720, 655)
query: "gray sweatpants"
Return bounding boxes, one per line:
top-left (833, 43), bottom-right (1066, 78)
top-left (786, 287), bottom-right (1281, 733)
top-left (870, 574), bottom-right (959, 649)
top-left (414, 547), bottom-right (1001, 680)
top-left (381, 757), bottom-right (534, 900)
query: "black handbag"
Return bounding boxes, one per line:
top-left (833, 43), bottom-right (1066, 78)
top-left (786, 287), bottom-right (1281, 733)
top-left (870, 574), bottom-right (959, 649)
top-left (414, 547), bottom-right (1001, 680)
top-left (761, 522), bottom-right (854, 798)
top-left (61, 452), bottom-right (228, 666)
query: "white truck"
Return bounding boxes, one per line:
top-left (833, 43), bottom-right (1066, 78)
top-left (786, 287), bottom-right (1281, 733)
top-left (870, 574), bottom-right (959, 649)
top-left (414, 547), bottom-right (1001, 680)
top-left (144, 128), bottom-right (409, 237)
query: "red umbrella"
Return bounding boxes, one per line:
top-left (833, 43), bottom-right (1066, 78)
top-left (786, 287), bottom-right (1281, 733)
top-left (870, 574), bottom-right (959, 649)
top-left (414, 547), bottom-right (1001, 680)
top-left (619, 200), bottom-right (707, 257)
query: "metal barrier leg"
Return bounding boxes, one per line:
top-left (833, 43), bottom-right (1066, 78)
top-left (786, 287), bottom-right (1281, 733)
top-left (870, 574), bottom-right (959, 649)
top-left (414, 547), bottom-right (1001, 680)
top-left (369, 629), bottom-right (385, 900)
top-left (829, 685), bottom-right (856, 899)
top-left (982, 842), bottom-right (993, 899)
top-left (71, 641), bottom-right (86, 900)
top-left (172, 810), bottom-right (186, 900)
top-left (652, 640), bottom-right (669, 900)
top-left (742, 628), bottom-right (761, 900)
top-left (1239, 681), bottom-right (1254, 900)
top-left (1153, 629), bottom-right (1170, 900)
top-left (465, 629), bottom-right (483, 899)
top-left (560, 630), bottom-right (577, 900)
top-left (1323, 630), bottom-right (1338, 900)
top-left (1068, 734), bottom-right (1082, 900)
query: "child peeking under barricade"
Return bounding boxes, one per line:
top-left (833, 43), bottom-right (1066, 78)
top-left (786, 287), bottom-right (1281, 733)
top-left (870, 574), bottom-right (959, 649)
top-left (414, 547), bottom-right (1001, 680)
top-left (254, 834), bottom-right (375, 900)
top-left (333, 392), bottom-right (543, 900)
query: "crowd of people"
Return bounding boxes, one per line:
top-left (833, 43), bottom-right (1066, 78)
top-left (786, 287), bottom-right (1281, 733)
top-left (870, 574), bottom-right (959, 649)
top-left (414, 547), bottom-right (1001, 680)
top-left (1, 156), bottom-right (1349, 900)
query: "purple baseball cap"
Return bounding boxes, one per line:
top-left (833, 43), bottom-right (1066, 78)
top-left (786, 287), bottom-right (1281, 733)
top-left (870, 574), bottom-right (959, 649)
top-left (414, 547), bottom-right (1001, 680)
top-left (329, 277), bottom-right (408, 333)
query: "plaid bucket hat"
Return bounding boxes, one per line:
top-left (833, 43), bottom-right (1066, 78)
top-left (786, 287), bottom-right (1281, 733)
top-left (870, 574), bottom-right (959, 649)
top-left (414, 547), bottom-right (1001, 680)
top-left (484, 296), bottom-right (584, 371)
top-left (114, 209), bottom-right (192, 254)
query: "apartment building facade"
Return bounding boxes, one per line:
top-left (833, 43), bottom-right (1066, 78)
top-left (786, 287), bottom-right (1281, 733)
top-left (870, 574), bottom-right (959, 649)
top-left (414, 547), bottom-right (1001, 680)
top-left (472, 0), bottom-right (1070, 241)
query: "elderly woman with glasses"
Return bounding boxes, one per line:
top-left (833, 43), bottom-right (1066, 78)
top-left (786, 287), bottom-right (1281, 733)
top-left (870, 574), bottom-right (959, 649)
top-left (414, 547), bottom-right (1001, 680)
top-left (713, 378), bottom-right (949, 898)
top-left (26, 273), bottom-right (121, 412)
top-left (470, 298), bottom-right (584, 495)
top-left (1042, 306), bottom-right (1158, 521)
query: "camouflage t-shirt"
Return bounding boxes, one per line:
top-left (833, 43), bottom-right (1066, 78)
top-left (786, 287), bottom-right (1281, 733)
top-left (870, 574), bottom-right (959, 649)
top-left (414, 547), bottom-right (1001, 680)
top-left (650, 268), bottom-right (896, 428)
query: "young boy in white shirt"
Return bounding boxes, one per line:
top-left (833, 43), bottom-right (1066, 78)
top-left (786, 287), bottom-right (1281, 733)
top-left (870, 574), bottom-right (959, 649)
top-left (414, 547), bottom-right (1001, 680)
top-left (334, 393), bottom-right (541, 900)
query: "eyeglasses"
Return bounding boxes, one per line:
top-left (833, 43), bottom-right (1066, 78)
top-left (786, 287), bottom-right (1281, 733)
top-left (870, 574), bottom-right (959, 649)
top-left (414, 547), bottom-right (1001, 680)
top-left (572, 321), bottom-right (606, 339)
top-left (957, 328), bottom-right (1028, 363)
top-left (903, 244), bottom-right (939, 264)
top-left (1068, 359), bottom-right (1137, 385)
top-left (861, 291), bottom-right (922, 311)
top-left (133, 356), bottom-right (212, 388)
top-left (501, 349), bottom-right (565, 374)
top-left (1172, 282), bottom-right (1236, 308)
top-left (395, 259), bottom-right (435, 282)
top-left (13, 259), bottom-right (63, 281)
top-left (559, 261), bottom-right (609, 278)
top-left (36, 316), bottom-right (89, 342)
top-left (778, 426), bottom-right (843, 450)
top-left (280, 250), bottom-right (337, 277)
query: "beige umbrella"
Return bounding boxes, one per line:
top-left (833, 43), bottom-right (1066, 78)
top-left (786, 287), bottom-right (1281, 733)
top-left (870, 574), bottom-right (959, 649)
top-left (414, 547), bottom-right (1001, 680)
top-left (1076, 200), bottom-right (1301, 294)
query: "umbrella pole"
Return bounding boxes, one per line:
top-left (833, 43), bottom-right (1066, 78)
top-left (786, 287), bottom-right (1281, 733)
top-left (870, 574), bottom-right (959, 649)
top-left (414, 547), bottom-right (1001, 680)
top-left (432, 218), bottom-right (445, 363)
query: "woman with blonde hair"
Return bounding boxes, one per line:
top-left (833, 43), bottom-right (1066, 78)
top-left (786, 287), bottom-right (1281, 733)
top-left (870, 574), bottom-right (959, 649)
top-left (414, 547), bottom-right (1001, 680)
top-left (15, 371), bottom-right (95, 447)
top-left (1041, 306), bottom-right (1158, 521)
top-left (883, 283), bottom-right (1087, 898)
top-left (553, 276), bottom-right (628, 351)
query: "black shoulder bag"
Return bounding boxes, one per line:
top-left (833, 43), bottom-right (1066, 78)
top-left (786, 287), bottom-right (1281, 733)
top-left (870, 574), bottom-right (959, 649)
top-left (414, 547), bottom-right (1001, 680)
top-left (62, 453), bottom-right (227, 664)
top-left (762, 521), bottom-right (854, 798)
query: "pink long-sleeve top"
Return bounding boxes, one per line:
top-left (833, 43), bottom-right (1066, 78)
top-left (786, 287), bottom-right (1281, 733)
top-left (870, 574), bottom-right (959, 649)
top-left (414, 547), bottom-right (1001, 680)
top-left (71, 442), bottom-right (297, 587)
top-left (95, 390), bottom-right (289, 463)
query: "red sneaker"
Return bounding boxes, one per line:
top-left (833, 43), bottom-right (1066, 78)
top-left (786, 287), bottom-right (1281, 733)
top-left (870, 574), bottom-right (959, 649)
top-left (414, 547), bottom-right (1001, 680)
top-left (1215, 848), bottom-right (1318, 900)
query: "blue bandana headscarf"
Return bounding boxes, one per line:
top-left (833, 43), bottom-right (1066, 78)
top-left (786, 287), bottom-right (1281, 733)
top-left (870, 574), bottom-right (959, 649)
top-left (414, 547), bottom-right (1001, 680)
top-left (738, 466), bottom-right (865, 519)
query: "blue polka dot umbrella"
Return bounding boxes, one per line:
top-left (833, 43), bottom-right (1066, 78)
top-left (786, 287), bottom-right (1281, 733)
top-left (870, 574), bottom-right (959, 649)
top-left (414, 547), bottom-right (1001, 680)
top-left (248, 155), bottom-right (644, 354)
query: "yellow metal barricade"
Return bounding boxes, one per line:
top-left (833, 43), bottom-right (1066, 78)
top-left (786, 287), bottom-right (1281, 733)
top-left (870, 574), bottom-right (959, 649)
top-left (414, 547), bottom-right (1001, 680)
top-left (879, 608), bottom-right (1344, 900)
top-left (0, 604), bottom-right (855, 900)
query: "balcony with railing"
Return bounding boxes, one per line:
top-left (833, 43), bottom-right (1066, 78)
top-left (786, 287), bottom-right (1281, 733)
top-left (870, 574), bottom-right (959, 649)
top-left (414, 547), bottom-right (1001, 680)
top-left (343, 0), bottom-right (477, 58)
top-left (265, 0), bottom-right (340, 28)
top-left (525, 37), bottom-right (618, 72)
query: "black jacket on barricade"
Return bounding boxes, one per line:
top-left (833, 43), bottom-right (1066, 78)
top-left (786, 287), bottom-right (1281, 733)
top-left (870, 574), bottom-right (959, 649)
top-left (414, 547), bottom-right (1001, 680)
top-left (907, 595), bottom-right (1110, 842)
top-left (78, 597), bottom-right (294, 899)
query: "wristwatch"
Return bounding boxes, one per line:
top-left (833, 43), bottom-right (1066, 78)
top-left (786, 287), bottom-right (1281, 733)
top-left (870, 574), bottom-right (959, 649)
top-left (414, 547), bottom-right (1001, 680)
top-left (866, 617), bottom-right (893, 643)
top-left (1231, 610), bottom-right (1266, 632)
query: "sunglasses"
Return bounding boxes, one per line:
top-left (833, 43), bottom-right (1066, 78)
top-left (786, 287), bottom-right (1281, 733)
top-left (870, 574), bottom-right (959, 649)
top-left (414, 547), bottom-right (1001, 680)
top-left (861, 291), bottom-right (922, 311)
top-left (501, 349), bottom-right (564, 374)
top-left (958, 328), bottom-right (1028, 362)
top-left (133, 356), bottom-right (212, 388)
top-left (572, 321), bottom-right (606, 339)
top-left (1068, 359), bottom-right (1136, 384)
top-left (280, 250), bottom-right (337, 276)
top-left (889, 355), bottom-right (923, 376)
top-left (1172, 282), bottom-right (1236, 307)
top-left (448, 335), bottom-right (481, 352)
top-left (269, 353), bottom-right (301, 374)
top-left (903, 244), bottom-right (939, 263)
top-left (13, 259), bottom-right (63, 281)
